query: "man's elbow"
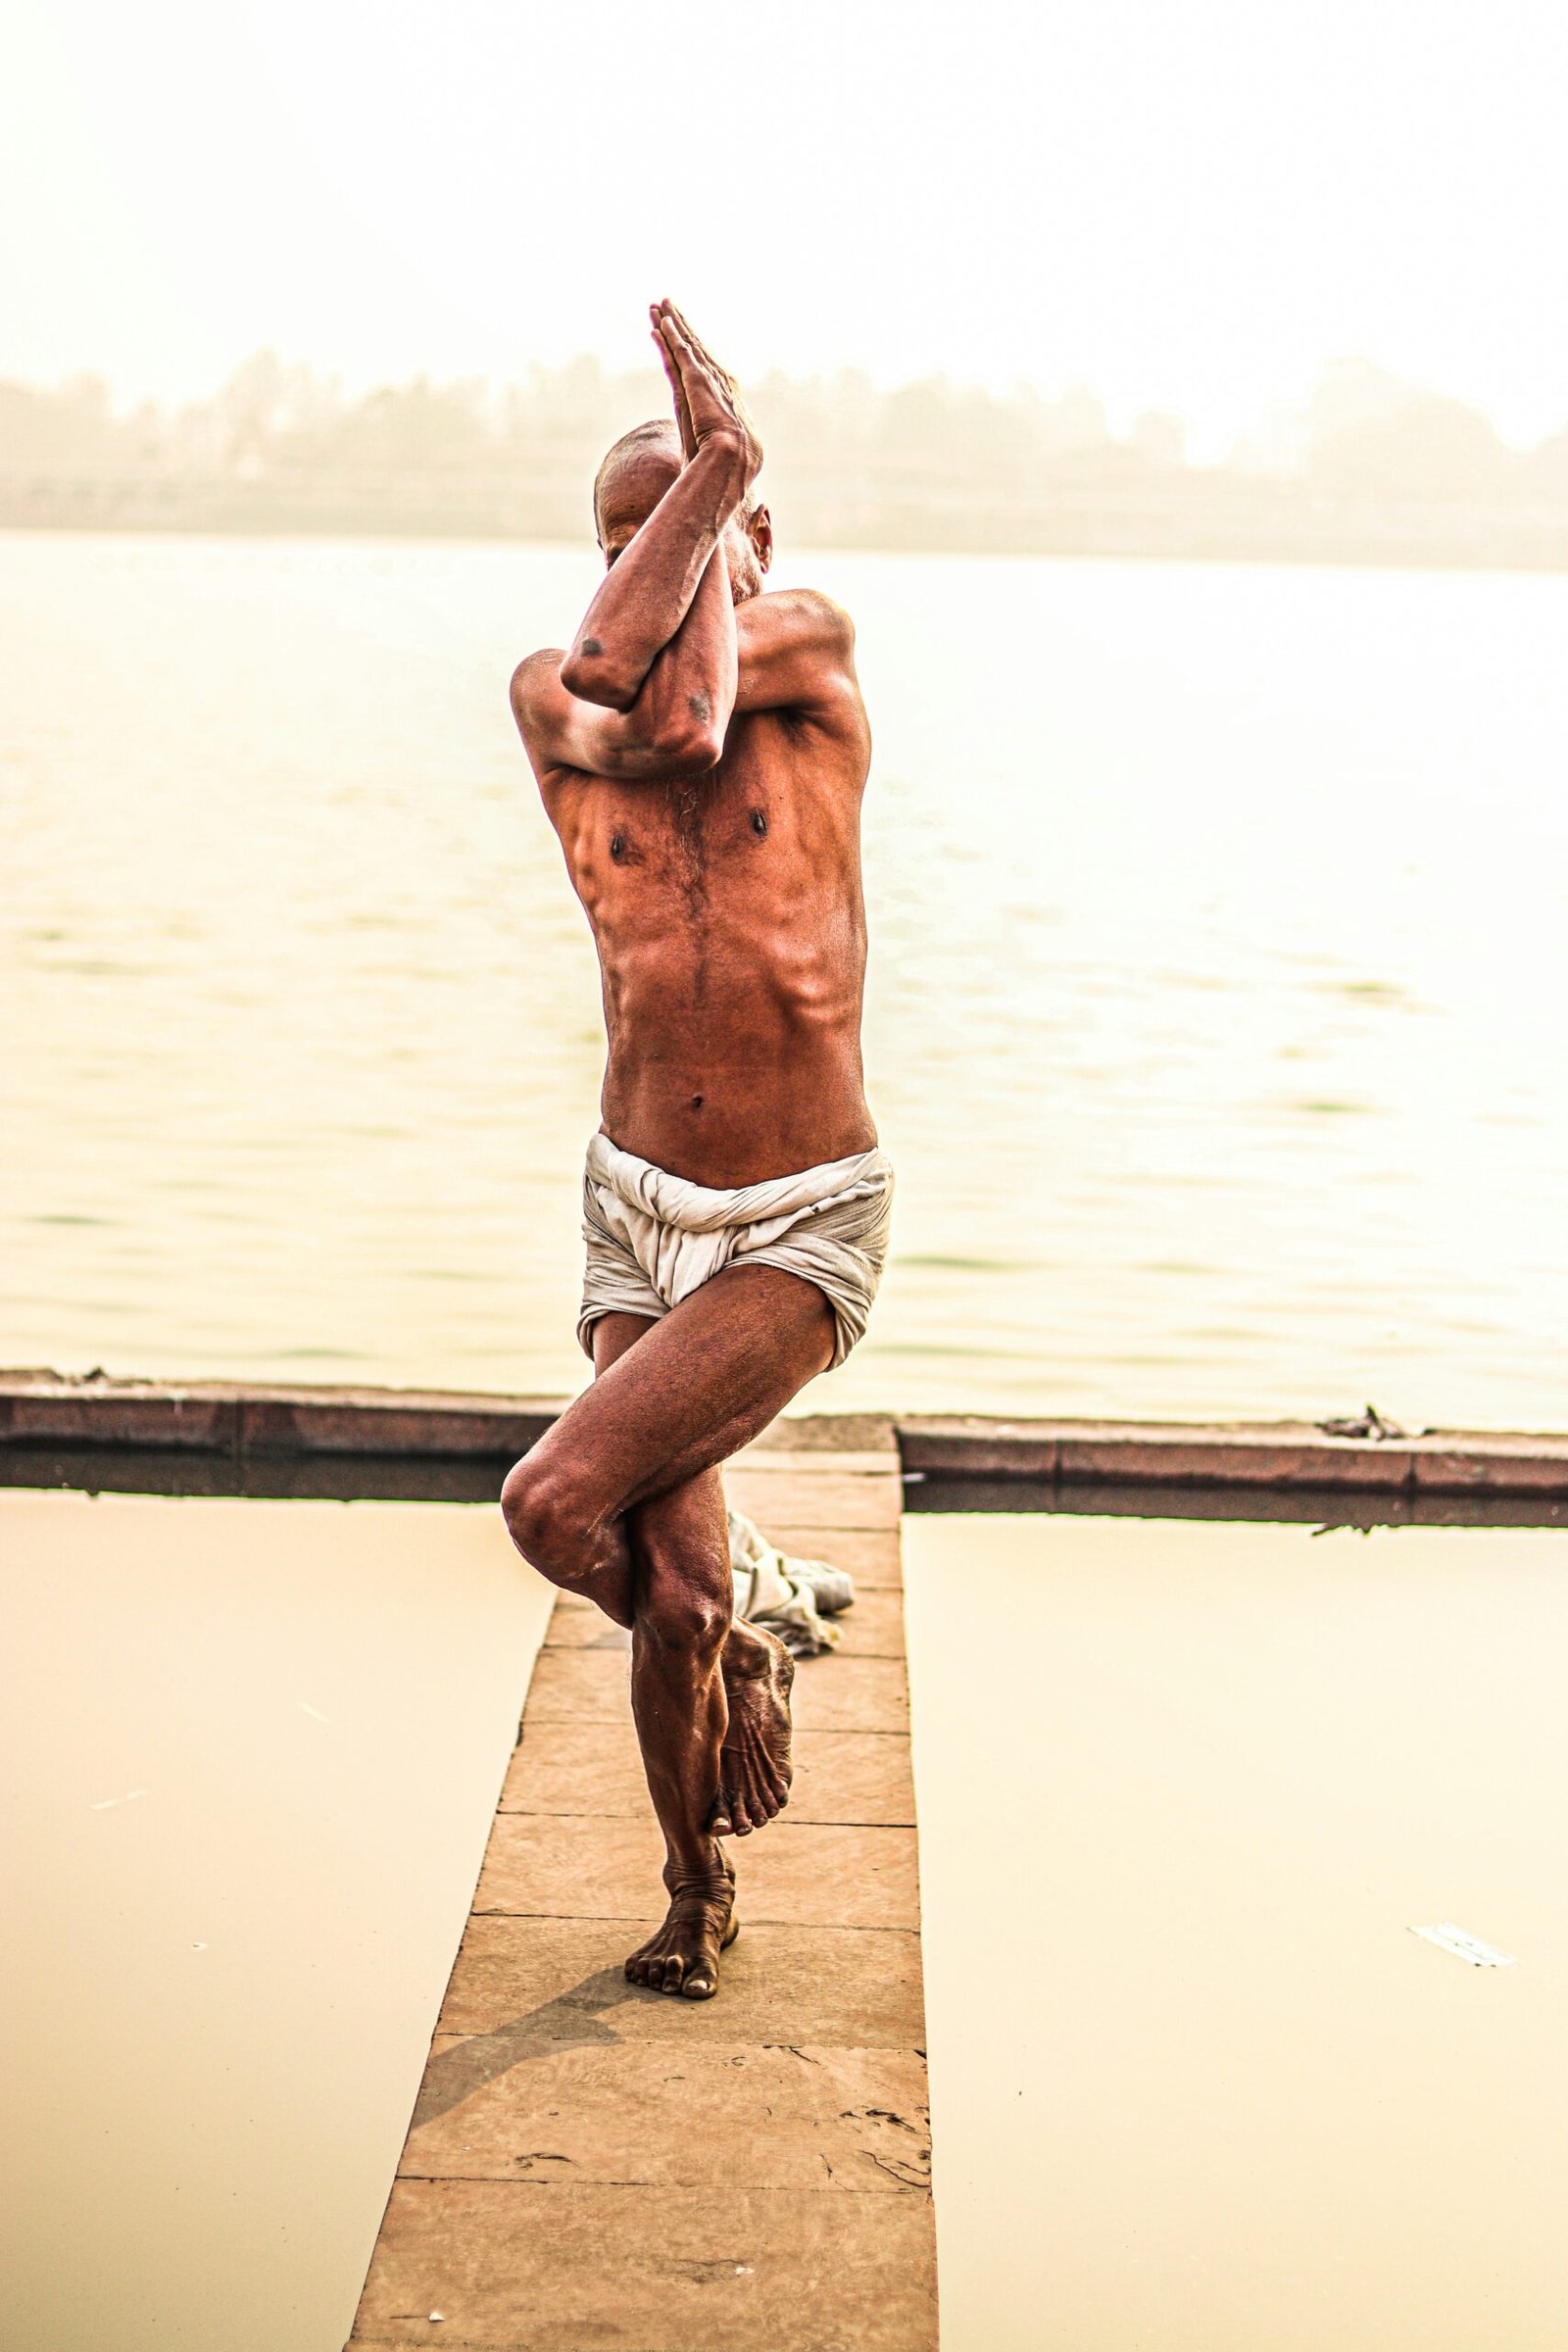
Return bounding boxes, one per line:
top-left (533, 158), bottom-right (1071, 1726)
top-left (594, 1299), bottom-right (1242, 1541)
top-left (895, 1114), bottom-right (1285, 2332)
top-left (644, 711), bottom-right (723, 775)
top-left (559, 643), bottom-right (639, 710)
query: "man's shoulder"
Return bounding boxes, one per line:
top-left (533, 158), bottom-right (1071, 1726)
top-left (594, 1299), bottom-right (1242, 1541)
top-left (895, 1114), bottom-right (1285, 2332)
top-left (744, 586), bottom-right (856, 647)
top-left (732, 587), bottom-right (864, 740)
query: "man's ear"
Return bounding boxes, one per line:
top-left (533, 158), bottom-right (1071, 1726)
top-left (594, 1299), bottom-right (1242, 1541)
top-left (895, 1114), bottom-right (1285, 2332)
top-left (747, 503), bottom-right (774, 575)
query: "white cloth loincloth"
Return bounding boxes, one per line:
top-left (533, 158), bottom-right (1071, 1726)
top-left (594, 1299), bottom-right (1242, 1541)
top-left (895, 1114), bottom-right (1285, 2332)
top-left (578, 1131), bottom-right (894, 1369)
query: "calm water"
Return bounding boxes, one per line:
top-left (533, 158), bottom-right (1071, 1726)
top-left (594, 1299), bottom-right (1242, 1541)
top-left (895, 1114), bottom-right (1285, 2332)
top-left (0, 1488), bottom-right (552, 2352)
top-left (12, 1487), bottom-right (1565, 2348)
top-left (4, 531), bottom-right (1567, 1424)
top-left (906, 1513), bottom-right (1568, 2349)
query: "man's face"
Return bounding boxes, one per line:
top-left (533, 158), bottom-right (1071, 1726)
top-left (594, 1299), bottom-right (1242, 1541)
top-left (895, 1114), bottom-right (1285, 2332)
top-left (596, 444), bottom-right (771, 604)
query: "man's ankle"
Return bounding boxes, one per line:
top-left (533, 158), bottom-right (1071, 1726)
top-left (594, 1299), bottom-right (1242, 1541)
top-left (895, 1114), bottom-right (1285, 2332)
top-left (722, 1617), bottom-right (773, 1676)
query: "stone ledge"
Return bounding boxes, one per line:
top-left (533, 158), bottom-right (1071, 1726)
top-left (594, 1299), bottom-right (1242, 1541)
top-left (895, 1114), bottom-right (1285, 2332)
top-left (6, 1375), bottom-right (1566, 1500)
top-left (896, 1414), bottom-right (1568, 1497)
top-left (0, 1372), bottom-right (891, 1462)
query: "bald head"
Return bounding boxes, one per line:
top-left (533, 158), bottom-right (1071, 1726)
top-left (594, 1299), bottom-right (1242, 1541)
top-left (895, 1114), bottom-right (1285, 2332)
top-left (591, 418), bottom-right (774, 601)
top-left (592, 419), bottom-right (682, 545)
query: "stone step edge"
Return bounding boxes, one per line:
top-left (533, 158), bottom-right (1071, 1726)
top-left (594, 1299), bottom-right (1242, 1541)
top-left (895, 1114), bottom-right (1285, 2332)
top-left (4, 1375), bottom-right (1567, 1495)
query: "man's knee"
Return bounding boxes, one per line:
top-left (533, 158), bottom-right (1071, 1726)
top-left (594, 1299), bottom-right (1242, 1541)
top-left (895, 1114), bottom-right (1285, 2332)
top-left (500, 1455), bottom-right (599, 1589)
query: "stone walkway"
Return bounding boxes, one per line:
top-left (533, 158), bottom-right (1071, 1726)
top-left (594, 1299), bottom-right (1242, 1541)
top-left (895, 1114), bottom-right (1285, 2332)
top-left (349, 1423), bottom-right (937, 2351)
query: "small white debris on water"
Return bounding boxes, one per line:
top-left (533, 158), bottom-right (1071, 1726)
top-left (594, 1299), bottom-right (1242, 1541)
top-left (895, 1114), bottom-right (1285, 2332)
top-left (1410, 1923), bottom-right (1515, 1967)
top-left (298, 1701), bottom-right (328, 1722)
top-left (192, 1942), bottom-right (208, 1952)
top-left (89, 1788), bottom-right (150, 1810)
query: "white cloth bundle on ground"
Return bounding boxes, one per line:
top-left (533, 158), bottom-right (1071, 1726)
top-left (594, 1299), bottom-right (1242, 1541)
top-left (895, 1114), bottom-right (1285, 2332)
top-left (727, 1506), bottom-right (855, 1657)
top-left (578, 1131), bottom-right (894, 1369)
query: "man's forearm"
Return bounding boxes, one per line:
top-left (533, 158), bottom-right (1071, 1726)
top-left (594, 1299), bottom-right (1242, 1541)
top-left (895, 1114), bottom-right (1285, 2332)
top-left (615, 538), bottom-right (738, 766)
top-left (561, 440), bottom-right (747, 710)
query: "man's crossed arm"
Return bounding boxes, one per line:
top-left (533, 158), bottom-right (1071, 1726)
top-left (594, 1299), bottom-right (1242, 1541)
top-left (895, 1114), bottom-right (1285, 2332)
top-left (512, 302), bottom-right (859, 784)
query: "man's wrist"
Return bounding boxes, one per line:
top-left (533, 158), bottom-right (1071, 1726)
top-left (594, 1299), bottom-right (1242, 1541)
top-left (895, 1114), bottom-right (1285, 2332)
top-left (690, 429), bottom-right (754, 494)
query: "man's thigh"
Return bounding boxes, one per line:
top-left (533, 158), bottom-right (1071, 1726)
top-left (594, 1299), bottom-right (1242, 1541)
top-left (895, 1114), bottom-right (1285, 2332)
top-left (533, 1263), bottom-right (835, 1522)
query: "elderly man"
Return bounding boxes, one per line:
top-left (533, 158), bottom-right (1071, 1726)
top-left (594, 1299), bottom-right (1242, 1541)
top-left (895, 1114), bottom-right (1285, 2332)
top-left (501, 302), bottom-right (890, 1999)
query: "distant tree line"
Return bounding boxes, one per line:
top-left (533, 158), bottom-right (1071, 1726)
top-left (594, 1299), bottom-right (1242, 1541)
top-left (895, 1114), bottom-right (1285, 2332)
top-left (4, 352), bottom-right (1566, 568)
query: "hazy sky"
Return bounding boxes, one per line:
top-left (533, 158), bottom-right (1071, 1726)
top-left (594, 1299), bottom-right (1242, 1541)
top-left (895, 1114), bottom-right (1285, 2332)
top-left (6, 0), bottom-right (1567, 453)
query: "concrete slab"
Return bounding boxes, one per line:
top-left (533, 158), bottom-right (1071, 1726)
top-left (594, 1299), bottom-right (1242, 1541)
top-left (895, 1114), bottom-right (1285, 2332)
top-left (352, 2179), bottom-right (936, 2352)
top-left (762, 1526), bottom-right (905, 1585)
top-left (502, 1722), bottom-right (915, 1828)
top-left (523, 1645), bottom-right (910, 1736)
top-left (435, 1918), bottom-right (927, 2049)
top-left (791, 1655), bottom-right (910, 1734)
top-left (476, 1814), bottom-right (920, 1932)
top-left (822, 1587), bottom-right (906, 1655)
top-left (398, 2040), bottom-right (931, 2191)
top-left (726, 1466), bottom-right (903, 1531)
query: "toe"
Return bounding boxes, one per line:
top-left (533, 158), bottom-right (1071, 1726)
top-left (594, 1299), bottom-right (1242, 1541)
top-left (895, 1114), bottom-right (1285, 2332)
top-left (683, 1968), bottom-right (716, 1999)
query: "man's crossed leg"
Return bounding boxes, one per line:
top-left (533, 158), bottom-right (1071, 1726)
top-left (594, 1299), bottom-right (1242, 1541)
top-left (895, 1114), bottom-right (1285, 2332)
top-left (501, 1262), bottom-right (837, 1999)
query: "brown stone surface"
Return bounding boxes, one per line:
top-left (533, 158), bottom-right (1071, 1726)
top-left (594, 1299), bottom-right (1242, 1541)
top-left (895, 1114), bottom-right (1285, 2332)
top-left (349, 1447), bottom-right (931, 2351)
top-left (748, 1413), bottom-right (899, 1455)
top-left (762, 1526), bottom-right (905, 1586)
top-left (822, 1588), bottom-right (906, 1655)
top-left (352, 2180), bottom-right (936, 2351)
top-left (522, 1646), bottom-right (908, 1737)
top-left (436, 1917), bottom-right (927, 2049)
top-left (790, 1656), bottom-right (909, 1734)
top-left (476, 1815), bottom-right (919, 1932)
top-left (503, 1722), bottom-right (914, 1829)
top-left (733, 1447), bottom-right (898, 1478)
top-left (541, 1597), bottom-right (633, 1652)
top-left (522, 1648), bottom-right (631, 1723)
top-left (725, 1465), bottom-right (903, 1531)
top-left (399, 2041), bottom-right (931, 2191)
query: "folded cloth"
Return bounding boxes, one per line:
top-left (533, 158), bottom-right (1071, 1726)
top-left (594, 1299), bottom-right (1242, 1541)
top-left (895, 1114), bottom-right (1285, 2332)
top-left (727, 1506), bottom-right (855, 1657)
top-left (578, 1131), bottom-right (895, 1369)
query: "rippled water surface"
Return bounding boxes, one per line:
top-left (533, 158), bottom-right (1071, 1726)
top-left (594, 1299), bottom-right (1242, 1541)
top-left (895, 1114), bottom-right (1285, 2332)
top-left (4, 531), bottom-right (1566, 1423)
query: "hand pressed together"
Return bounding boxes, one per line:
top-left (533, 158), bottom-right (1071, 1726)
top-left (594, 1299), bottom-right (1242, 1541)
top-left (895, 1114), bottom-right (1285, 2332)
top-left (651, 298), bottom-right (763, 485)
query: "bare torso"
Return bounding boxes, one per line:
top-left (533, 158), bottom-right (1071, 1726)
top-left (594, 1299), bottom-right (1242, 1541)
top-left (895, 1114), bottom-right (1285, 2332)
top-left (533, 622), bottom-right (874, 1187)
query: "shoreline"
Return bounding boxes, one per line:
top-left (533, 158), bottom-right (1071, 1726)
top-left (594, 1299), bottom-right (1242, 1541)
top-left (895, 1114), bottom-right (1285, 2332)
top-left (6, 505), bottom-right (1568, 578)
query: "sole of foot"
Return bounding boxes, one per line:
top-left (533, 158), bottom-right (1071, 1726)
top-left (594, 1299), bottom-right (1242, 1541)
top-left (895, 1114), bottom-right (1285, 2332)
top-left (713, 1622), bottom-right (795, 1838)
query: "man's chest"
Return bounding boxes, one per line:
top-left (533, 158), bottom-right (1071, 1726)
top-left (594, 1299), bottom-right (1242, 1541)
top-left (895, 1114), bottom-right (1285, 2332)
top-left (549, 743), bottom-right (852, 929)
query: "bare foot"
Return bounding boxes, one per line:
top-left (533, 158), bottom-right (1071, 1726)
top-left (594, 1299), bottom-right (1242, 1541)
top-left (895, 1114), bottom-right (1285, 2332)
top-left (624, 1848), bottom-right (738, 2000)
top-left (712, 1620), bottom-right (794, 1838)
